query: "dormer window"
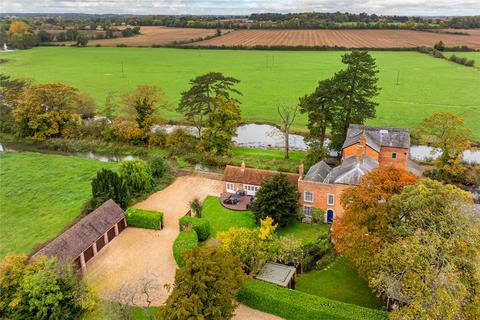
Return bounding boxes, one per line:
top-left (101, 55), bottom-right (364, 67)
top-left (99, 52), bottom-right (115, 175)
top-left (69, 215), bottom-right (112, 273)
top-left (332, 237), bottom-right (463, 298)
top-left (392, 152), bottom-right (397, 159)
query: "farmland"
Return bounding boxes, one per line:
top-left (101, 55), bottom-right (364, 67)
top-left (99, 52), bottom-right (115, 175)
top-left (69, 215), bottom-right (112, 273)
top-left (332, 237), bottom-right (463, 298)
top-left (0, 152), bottom-right (117, 258)
top-left (192, 29), bottom-right (480, 49)
top-left (1, 47), bottom-right (479, 139)
top-left (55, 26), bottom-right (221, 47)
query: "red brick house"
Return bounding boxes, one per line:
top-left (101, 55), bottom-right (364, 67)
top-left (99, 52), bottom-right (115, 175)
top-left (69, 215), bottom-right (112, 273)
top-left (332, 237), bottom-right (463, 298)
top-left (223, 124), bottom-right (422, 224)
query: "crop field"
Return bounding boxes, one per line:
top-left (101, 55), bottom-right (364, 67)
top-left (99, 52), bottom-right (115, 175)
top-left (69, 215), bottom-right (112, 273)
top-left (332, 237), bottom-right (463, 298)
top-left (55, 26), bottom-right (220, 47)
top-left (192, 29), bottom-right (480, 49)
top-left (1, 47), bottom-right (479, 139)
top-left (0, 152), bottom-right (117, 258)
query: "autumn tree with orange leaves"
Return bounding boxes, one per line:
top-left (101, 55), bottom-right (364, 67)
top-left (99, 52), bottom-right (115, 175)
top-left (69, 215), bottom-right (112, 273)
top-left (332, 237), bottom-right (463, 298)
top-left (331, 166), bottom-right (417, 277)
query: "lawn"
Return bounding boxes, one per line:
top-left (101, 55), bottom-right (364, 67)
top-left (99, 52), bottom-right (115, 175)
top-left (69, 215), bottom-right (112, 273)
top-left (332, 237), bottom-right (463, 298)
top-left (232, 147), bottom-right (305, 173)
top-left (2, 47), bottom-right (479, 139)
top-left (201, 196), bottom-right (256, 237)
top-left (296, 257), bottom-right (383, 309)
top-left (276, 220), bottom-right (330, 243)
top-left (0, 151), bottom-right (117, 258)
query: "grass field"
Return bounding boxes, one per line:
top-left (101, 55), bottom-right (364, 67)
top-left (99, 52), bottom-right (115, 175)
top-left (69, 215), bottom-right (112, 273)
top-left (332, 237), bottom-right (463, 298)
top-left (0, 151), bottom-right (116, 258)
top-left (202, 196), bottom-right (256, 237)
top-left (296, 257), bottom-right (383, 309)
top-left (1, 47), bottom-right (479, 139)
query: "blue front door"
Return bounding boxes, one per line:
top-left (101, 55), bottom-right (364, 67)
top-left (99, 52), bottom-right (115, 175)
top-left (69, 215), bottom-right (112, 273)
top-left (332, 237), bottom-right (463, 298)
top-left (327, 210), bottom-right (334, 223)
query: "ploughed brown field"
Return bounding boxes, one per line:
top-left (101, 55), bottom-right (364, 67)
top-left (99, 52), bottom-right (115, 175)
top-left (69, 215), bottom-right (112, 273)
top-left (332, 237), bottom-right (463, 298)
top-left (57, 26), bottom-right (220, 46)
top-left (191, 29), bottom-right (480, 49)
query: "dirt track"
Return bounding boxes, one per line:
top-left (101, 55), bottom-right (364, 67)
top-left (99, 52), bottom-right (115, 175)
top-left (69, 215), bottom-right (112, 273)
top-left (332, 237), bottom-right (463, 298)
top-left (85, 175), bottom-right (282, 319)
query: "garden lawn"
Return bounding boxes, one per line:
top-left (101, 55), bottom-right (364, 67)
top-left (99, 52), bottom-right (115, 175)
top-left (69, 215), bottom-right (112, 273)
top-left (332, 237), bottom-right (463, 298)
top-left (2, 47), bottom-right (480, 139)
top-left (201, 196), bottom-right (256, 237)
top-left (0, 151), bottom-right (117, 258)
top-left (276, 220), bottom-right (330, 244)
top-left (296, 257), bottom-right (383, 309)
top-left (232, 147), bottom-right (305, 173)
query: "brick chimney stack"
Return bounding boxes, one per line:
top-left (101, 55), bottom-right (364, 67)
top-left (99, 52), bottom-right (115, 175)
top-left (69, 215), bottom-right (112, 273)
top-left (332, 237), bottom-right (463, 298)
top-left (241, 161), bottom-right (246, 173)
top-left (299, 161), bottom-right (304, 179)
top-left (356, 131), bottom-right (366, 163)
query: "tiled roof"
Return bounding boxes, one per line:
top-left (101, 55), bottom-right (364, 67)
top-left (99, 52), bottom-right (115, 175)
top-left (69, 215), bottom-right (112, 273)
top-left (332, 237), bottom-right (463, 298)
top-left (33, 200), bottom-right (125, 263)
top-left (324, 155), bottom-right (379, 185)
top-left (223, 165), bottom-right (300, 186)
top-left (304, 161), bottom-right (332, 183)
top-left (343, 124), bottom-right (410, 150)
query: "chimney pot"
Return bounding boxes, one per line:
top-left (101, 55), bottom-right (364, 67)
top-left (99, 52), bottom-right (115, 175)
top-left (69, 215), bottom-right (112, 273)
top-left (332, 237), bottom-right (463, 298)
top-left (241, 161), bottom-right (246, 172)
top-left (299, 161), bottom-right (304, 178)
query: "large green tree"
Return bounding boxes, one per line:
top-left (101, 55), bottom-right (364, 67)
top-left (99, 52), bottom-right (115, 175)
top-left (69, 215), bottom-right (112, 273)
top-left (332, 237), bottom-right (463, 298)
top-left (158, 247), bottom-right (244, 320)
top-left (177, 72), bottom-right (241, 136)
top-left (250, 174), bottom-right (300, 227)
top-left (199, 96), bottom-right (241, 157)
top-left (330, 51), bottom-right (380, 150)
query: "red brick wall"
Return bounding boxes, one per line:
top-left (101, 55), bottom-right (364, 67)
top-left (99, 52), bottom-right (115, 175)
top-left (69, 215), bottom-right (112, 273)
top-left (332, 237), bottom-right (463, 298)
top-left (379, 147), bottom-right (408, 169)
top-left (298, 180), bottom-right (351, 221)
top-left (343, 144), bottom-right (379, 161)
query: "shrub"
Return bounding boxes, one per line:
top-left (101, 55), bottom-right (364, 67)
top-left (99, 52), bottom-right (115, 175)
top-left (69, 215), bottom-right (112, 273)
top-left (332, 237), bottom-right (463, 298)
top-left (173, 231), bottom-right (198, 267)
top-left (91, 168), bottom-right (130, 210)
top-left (311, 208), bottom-right (325, 224)
top-left (119, 160), bottom-right (154, 195)
top-left (165, 128), bottom-right (197, 156)
top-left (149, 156), bottom-right (168, 178)
top-left (179, 216), bottom-right (210, 241)
top-left (125, 208), bottom-right (163, 230)
top-left (315, 250), bottom-right (337, 270)
top-left (237, 280), bottom-right (388, 320)
top-left (189, 198), bottom-right (203, 217)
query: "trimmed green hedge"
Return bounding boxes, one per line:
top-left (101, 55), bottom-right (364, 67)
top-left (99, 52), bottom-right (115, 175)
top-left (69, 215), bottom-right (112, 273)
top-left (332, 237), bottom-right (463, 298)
top-left (125, 208), bottom-right (163, 230)
top-left (179, 216), bottom-right (211, 241)
top-left (173, 231), bottom-right (198, 267)
top-left (238, 280), bottom-right (388, 320)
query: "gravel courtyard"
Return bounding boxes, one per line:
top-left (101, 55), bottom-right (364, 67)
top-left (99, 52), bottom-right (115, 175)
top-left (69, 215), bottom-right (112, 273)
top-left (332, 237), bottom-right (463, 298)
top-left (84, 174), bottom-right (282, 319)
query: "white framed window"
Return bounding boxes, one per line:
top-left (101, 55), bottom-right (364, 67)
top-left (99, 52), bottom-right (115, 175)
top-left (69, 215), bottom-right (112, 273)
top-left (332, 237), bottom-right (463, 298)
top-left (327, 194), bottom-right (335, 206)
top-left (304, 191), bottom-right (313, 202)
top-left (226, 183), bottom-right (234, 193)
top-left (304, 206), bottom-right (313, 217)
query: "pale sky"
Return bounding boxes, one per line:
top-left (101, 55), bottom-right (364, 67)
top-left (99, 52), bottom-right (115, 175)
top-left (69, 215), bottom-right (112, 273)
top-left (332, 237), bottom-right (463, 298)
top-left (1, 0), bottom-right (479, 16)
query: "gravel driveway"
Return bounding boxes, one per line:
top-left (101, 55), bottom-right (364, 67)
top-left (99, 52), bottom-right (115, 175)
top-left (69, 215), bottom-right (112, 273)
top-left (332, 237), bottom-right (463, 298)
top-left (85, 175), bottom-right (282, 319)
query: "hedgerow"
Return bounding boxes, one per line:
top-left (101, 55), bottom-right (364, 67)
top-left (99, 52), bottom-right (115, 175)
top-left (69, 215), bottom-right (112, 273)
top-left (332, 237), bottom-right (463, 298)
top-left (237, 280), bottom-right (388, 320)
top-left (125, 208), bottom-right (163, 230)
top-left (179, 216), bottom-right (211, 241)
top-left (173, 230), bottom-right (199, 267)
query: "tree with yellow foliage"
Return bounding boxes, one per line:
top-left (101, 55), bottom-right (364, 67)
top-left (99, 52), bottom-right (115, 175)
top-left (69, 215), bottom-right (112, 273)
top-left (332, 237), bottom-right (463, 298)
top-left (7, 20), bottom-right (37, 49)
top-left (258, 216), bottom-right (278, 241)
top-left (12, 83), bottom-right (81, 140)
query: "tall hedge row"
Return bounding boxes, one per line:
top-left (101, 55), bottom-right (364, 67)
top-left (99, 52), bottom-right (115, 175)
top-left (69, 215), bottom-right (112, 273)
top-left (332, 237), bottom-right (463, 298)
top-left (173, 231), bottom-right (199, 267)
top-left (179, 216), bottom-right (211, 241)
top-left (125, 208), bottom-right (163, 230)
top-left (238, 280), bottom-right (388, 320)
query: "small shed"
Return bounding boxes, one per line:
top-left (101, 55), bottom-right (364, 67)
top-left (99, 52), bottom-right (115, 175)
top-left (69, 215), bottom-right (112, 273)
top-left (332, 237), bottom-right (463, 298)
top-left (256, 262), bottom-right (297, 289)
top-left (32, 200), bottom-right (126, 272)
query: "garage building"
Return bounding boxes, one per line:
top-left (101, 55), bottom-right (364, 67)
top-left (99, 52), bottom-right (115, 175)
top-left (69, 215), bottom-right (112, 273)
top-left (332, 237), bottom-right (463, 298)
top-left (32, 199), bottom-right (127, 272)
